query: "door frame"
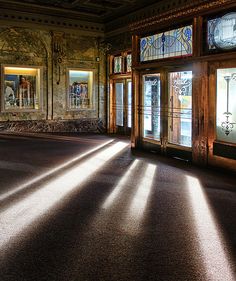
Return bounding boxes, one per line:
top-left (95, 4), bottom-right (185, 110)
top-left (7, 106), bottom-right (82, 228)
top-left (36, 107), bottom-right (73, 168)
top-left (208, 60), bottom-right (236, 171)
top-left (109, 75), bottom-right (132, 135)
top-left (139, 65), bottom-right (193, 160)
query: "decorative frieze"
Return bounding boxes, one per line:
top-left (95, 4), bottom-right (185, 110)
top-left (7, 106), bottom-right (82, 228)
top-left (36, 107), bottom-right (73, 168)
top-left (130, 0), bottom-right (231, 32)
top-left (0, 28), bottom-right (48, 63)
top-left (0, 9), bottom-right (104, 37)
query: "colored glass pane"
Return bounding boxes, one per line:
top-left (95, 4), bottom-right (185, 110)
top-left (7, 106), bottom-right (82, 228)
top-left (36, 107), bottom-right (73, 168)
top-left (126, 54), bottom-right (132, 72)
top-left (140, 25), bottom-right (193, 62)
top-left (114, 56), bottom-right (122, 73)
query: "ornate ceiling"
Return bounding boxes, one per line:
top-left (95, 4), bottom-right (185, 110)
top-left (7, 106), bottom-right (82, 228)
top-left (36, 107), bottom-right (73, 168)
top-left (0, 0), bottom-right (162, 22)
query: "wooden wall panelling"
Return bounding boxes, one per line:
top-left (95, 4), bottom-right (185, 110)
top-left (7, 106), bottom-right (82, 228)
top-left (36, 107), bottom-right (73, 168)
top-left (108, 78), bottom-right (115, 133)
top-left (193, 16), bottom-right (203, 58)
top-left (131, 34), bottom-right (141, 148)
top-left (131, 35), bottom-right (139, 69)
top-left (192, 61), bottom-right (209, 165)
top-left (208, 62), bottom-right (218, 158)
top-left (131, 69), bottom-right (140, 148)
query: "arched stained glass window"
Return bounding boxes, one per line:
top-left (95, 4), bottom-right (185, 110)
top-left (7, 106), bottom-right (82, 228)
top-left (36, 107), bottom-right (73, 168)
top-left (140, 25), bottom-right (193, 62)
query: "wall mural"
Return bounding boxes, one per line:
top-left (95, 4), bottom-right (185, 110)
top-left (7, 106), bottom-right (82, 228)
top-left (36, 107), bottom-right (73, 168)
top-left (0, 28), bottom-right (48, 62)
top-left (0, 27), bottom-right (105, 131)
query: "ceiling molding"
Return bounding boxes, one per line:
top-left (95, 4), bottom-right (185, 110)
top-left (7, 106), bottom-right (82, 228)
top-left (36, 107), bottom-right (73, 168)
top-left (0, 0), bottom-right (161, 23)
top-left (0, 8), bottom-right (105, 37)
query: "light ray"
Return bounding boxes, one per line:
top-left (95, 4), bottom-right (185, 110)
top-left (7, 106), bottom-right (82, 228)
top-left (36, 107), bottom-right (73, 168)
top-left (186, 175), bottom-right (235, 281)
top-left (0, 141), bottom-right (128, 249)
top-left (123, 163), bottom-right (156, 235)
top-left (102, 159), bottom-right (140, 210)
top-left (0, 139), bottom-right (114, 202)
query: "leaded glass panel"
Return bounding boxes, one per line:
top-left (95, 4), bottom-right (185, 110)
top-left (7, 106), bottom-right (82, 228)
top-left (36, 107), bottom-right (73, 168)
top-left (127, 54), bottom-right (132, 72)
top-left (208, 13), bottom-right (236, 51)
top-left (114, 56), bottom-right (122, 73)
top-left (216, 68), bottom-right (236, 143)
top-left (140, 25), bottom-right (192, 62)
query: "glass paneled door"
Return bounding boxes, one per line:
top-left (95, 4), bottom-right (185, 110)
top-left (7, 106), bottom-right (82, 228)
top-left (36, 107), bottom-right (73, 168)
top-left (141, 70), bottom-right (192, 160)
top-left (166, 70), bottom-right (192, 159)
top-left (114, 79), bottom-right (132, 134)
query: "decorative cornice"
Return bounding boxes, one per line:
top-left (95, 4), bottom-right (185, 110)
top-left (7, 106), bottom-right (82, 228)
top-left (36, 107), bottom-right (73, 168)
top-left (130, 0), bottom-right (233, 32)
top-left (0, 0), bottom-right (102, 23)
top-left (0, 8), bottom-right (105, 37)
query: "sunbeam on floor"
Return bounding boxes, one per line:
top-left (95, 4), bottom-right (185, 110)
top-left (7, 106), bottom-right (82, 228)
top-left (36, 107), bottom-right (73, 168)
top-left (186, 175), bottom-right (235, 281)
top-left (0, 139), bottom-right (114, 202)
top-left (102, 159), bottom-right (140, 210)
top-left (0, 141), bottom-right (128, 251)
top-left (122, 163), bottom-right (156, 235)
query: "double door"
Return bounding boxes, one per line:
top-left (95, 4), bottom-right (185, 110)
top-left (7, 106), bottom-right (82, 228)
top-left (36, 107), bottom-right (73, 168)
top-left (111, 79), bottom-right (132, 135)
top-left (142, 69), bottom-right (192, 159)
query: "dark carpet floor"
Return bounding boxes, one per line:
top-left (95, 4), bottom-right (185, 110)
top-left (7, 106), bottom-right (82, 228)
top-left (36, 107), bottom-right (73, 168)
top-left (0, 133), bottom-right (235, 281)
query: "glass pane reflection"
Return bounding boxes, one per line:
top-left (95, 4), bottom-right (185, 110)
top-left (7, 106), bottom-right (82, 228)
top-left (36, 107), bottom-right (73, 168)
top-left (127, 81), bottom-right (132, 128)
top-left (216, 68), bottom-right (236, 142)
top-left (168, 71), bottom-right (192, 147)
top-left (115, 82), bottom-right (124, 127)
top-left (143, 74), bottom-right (161, 140)
top-left (4, 67), bottom-right (40, 110)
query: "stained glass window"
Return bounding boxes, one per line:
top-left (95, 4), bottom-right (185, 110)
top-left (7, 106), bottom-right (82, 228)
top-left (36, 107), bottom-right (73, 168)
top-left (140, 25), bottom-right (192, 62)
top-left (114, 56), bottom-right (122, 73)
top-left (208, 13), bottom-right (236, 50)
top-left (126, 54), bottom-right (132, 72)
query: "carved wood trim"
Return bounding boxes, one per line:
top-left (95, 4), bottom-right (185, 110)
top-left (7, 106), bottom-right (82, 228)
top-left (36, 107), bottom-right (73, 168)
top-left (130, 0), bottom-right (234, 32)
